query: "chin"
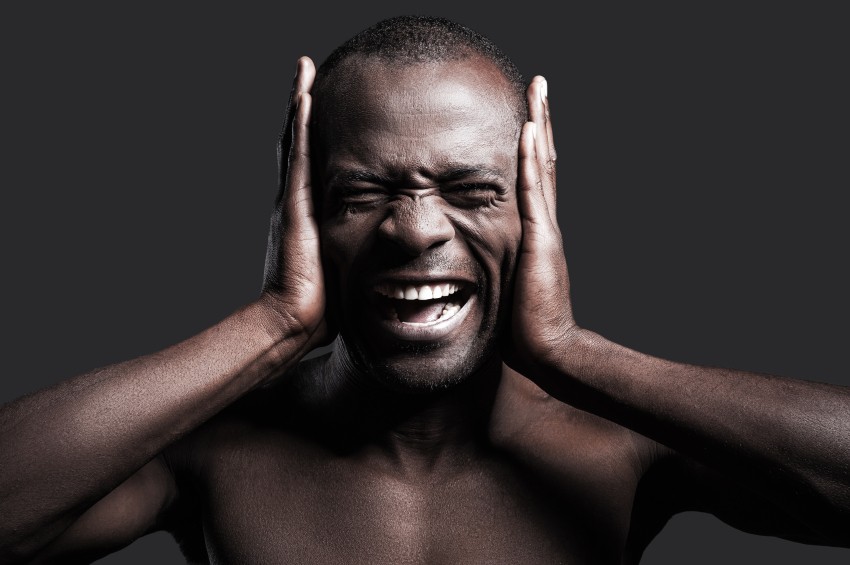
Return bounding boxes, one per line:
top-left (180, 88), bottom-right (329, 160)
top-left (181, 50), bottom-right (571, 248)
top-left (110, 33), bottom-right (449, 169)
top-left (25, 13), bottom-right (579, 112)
top-left (339, 330), bottom-right (500, 394)
top-left (328, 266), bottom-right (510, 394)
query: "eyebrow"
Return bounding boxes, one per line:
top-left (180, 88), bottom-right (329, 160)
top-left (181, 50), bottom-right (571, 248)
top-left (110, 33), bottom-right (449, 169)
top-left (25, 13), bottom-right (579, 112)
top-left (328, 166), bottom-right (508, 187)
top-left (438, 167), bottom-right (507, 183)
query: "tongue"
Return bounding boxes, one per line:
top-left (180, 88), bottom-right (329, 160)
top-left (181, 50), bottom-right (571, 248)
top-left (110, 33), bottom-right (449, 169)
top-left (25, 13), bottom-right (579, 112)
top-left (396, 300), bottom-right (449, 323)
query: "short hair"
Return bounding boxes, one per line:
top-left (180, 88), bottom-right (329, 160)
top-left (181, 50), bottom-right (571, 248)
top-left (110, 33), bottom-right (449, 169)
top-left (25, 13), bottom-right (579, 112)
top-left (312, 15), bottom-right (527, 125)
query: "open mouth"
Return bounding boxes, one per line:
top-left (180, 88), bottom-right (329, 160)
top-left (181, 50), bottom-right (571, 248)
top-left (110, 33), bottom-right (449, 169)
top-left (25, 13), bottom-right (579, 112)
top-left (373, 282), bottom-right (474, 327)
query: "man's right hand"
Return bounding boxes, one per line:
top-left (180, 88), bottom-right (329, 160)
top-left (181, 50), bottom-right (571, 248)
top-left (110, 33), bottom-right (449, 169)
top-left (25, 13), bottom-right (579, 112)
top-left (0, 57), bottom-right (331, 563)
top-left (259, 57), bottom-right (331, 353)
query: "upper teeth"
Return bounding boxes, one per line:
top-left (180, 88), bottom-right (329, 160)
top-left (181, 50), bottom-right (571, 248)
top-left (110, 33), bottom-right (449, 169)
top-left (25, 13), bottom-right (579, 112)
top-left (376, 283), bottom-right (462, 301)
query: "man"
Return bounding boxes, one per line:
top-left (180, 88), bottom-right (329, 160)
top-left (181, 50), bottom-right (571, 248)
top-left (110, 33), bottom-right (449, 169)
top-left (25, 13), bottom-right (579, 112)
top-left (1, 15), bottom-right (848, 564)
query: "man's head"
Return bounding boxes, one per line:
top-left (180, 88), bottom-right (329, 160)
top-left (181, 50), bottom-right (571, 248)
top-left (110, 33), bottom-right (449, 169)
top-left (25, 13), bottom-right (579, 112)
top-left (311, 16), bottom-right (527, 131)
top-left (311, 16), bottom-right (526, 392)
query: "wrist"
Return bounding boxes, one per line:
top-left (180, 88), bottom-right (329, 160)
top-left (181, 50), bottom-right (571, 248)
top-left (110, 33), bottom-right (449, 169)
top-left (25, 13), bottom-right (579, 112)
top-left (259, 289), bottom-right (331, 344)
top-left (240, 297), bottom-right (320, 374)
top-left (252, 293), bottom-right (302, 341)
top-left (538, 325), bottom-right (602, 378)
top-left (521, 325), bottom-right (613, 403)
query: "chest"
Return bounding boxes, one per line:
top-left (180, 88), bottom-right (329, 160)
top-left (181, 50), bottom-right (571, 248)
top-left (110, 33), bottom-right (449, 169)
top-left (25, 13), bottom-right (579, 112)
top-left (188, 437), bottom-right (637, 565)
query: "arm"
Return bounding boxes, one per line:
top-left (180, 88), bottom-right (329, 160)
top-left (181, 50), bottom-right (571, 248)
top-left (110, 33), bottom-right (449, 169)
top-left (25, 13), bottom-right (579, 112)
top-left (0, 57), bottom-right (326, 563)
top-left (508, 76), bottom-right (850, 545)
top-left (560, 331), bottom-right (850, 544)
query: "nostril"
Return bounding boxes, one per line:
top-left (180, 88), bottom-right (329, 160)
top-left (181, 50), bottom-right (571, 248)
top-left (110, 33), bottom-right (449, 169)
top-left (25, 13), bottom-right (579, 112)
top-left (378, 200), bottom-right (455, 255)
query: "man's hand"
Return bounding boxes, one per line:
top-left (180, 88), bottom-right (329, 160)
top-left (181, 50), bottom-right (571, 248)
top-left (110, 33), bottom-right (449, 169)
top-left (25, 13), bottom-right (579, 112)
top-left (506, 77), bottom-right (850, 545)
top-left (0, 59), bottom-right (334, 562)
top-left (260, 57), bottom-right (330, 351)
top-left (508, 77), bottom-right (576, 374)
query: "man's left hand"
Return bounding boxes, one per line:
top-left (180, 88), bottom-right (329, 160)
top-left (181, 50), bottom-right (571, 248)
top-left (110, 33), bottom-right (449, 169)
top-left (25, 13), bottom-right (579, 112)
top-left (507, 77), bottom-right (577, 375)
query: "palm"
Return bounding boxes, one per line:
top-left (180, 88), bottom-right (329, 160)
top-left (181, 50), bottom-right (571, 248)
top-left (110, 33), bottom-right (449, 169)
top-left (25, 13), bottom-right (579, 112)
top-left (508, 77), bottom-right (575, 373)
top-left (261, 57), bottom-right (330, 348)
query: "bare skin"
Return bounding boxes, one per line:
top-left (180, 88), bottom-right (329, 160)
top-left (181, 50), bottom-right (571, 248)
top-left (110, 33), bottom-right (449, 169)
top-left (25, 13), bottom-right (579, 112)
top-left (0, 55), bottom-right (848, 565)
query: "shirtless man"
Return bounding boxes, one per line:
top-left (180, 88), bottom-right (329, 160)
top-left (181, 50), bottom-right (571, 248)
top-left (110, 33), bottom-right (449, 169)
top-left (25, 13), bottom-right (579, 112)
top-left (1, 16), bottom-right (848, 564)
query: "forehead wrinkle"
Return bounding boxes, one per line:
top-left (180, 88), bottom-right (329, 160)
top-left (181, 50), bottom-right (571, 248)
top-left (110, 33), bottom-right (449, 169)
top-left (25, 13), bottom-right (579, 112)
top-left (323, 128), bottom-right (513, 181)
top-left (327, 163), bottom-right (510, 188)
top-left (347, 103), bottom-right (514, 144)
top-left (322, 60), bottom-right (518, 134)
top-left (316, 58), bottom-right (521, 190)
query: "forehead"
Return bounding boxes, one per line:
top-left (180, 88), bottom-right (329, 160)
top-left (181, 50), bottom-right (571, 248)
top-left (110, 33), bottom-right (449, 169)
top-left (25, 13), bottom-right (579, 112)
top-left (314, 57), bottom-right (520, 182)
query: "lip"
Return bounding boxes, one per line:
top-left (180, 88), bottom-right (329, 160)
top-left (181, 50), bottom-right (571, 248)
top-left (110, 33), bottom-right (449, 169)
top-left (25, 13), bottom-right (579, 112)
top-left (368, 273), bottom-right (477, 288)
top-left (370, 292), bottom-right (476, 342)
top-left (360, 274), bottom-right (478, 342)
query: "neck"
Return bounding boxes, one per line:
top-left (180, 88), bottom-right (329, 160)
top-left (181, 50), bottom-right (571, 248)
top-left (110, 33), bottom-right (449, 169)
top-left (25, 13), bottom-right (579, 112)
top-left (316, 345), bottom-right (503, 474)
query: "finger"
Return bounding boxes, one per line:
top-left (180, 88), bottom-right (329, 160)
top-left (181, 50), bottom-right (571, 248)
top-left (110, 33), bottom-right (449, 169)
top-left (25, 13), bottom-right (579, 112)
top-left (276, 57), bottom-right (316, 204)
top-left (541, 79), bottom-right (557, 164)
top-left (264, 91), bottom-right (316, 290)
top-left (517, 121), bottom-right (553, 238)
top-left (542, 82), bottom-right (559, 230)
top-left (264, 59), bottom-right (316, 291)
top-left (283, 92), bottom-right (317, 236)
top-left (526, 76), bottom-right (558, 227)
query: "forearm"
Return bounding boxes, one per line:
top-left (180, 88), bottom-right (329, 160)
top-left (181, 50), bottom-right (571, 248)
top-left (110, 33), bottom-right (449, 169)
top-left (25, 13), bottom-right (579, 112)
top-left (0, 298), bottom-right (308, 550)
top-left (545, 329), bottom-right (850, 518)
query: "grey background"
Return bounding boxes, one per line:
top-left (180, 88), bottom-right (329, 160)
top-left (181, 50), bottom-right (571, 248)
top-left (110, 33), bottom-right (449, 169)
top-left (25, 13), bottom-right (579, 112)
top-left (1, 2), bottom-right (847, 563)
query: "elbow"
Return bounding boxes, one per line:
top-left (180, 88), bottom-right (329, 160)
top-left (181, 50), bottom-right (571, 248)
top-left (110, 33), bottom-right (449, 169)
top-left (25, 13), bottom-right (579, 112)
top-left (0, 522), bottom-right (60, 565)
top-left (795, 474), bottom-right (850, 547)
top-left (0, 543), bottom-right (39, 565)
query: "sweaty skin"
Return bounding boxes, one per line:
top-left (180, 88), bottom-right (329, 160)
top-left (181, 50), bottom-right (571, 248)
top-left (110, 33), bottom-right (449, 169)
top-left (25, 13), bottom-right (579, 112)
top-left (0, 55), bottom-right (848, 565)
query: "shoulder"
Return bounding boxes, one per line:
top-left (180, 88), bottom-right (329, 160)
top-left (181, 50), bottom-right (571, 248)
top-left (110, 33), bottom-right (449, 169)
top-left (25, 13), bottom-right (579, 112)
top-left (166, 352), bottom-right (333, 468)
top-left (491, 364), bottom-right (661, 494)
top-left (491, 365), bottom-right (667, 539)
top-left (489, 365), bottom-right (670, 559)
top-left (158, 354), bottom-right (334, 561)
top-left (492, 365), bottom-right (658, 467)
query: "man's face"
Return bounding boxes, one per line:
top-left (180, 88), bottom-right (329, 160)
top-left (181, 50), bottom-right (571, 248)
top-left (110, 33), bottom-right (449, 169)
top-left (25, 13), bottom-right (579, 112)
top-left (316, 56), bottom-right (523, 391)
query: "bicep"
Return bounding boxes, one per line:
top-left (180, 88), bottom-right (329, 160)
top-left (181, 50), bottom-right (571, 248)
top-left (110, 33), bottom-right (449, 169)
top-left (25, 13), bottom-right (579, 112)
top-left (29, 456), bottom-right (178, 564)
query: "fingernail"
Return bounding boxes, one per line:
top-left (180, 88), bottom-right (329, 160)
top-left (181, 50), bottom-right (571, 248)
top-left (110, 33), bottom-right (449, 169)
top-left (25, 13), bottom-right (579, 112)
top-left (539, 78), bottom-right (548, 102)
top-left (297, 56), bottom-right (309, 77)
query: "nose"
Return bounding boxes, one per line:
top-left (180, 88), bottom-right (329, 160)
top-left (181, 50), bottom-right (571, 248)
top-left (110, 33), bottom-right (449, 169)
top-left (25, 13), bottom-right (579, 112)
top-left (377, 195), bottom-right (455, 256)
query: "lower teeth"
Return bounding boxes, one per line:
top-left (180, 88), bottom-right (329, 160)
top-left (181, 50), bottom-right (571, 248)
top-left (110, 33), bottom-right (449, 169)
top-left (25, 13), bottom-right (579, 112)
top-left (440, 305), bottom-right (459, 320)
top-left (391, 301), bottom-right (461, 325)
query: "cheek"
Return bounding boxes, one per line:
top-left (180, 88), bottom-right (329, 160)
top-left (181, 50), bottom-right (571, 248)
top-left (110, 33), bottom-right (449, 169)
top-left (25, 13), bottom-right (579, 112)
top-left (320, 215), bottom-right (381, 321)
top-left (453, 200), bottom-right (522, 268)
top-left (499, 202), bottom-right (523, 261)
top-left (479, 205), bottom-right (521, 316)
top-left (492, 213), bottom-right (522, 300)
top-left (320, 212), bottom-right (378, 270)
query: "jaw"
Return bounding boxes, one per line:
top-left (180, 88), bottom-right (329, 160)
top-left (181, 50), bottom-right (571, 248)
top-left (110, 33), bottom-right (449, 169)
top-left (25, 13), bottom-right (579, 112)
top-left (322, 237), bottom-right (521, 393)
top-left (334, 277), bottom-right (503, 393)
top-left (313, 340), bottom-right (506, 475)
top-left (334, 329), bottom-right (502, 396)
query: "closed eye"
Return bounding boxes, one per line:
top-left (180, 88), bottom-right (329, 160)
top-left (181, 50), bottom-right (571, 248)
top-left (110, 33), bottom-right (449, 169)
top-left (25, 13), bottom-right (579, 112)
top-left (442, 183), bottom-right (501, 207)
top-left (343, 187), bottom-right (388, 201)
top-left (332, 186), bottom-right (389, 214)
